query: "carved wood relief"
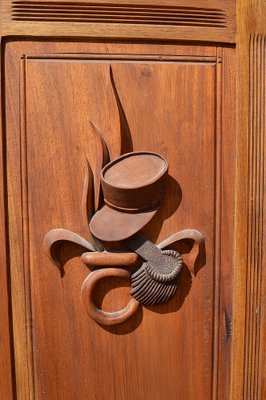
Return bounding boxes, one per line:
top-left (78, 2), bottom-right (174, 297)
top-left (43, 66), bottom-right (205, 325)
top-left (4, 41), bottom-right (235, 399)
top-left (2, 0), bottom-right (266, 399)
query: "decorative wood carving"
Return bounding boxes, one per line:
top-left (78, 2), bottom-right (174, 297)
top-left (4, 40), bottom-right (235, 399)
top-left (43, 66), bottom-right (205, 325)
top-left (243, 33), bottom-right (266, 400)
top-left (81, 268), bottom-right (140, 326)
top-left (81, 229), bottom-right (204, 325)
top-left (43, 228), bottom-right (96, 272)
top-left (126, 237), bottom-right (183, 306)
top-left (82, 251), bottom-right (139, 267)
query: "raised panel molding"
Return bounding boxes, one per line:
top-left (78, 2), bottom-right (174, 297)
top-left (22, 51), bottom-right (222, 399)
top-left (244, 33), bottom-right (266, 400)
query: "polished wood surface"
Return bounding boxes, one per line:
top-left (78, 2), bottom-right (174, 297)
top-left (232, 1), bottom-right (266, 399)
top-left (82, 252), bottom-right (139, 267)
top-left (0, 39), bottom-right (16, 400)
top-left (90, 151), bottom-right (169, 241)
top-left (4, 40), bottom-right (235, 399)
top-left (82, 268), bottom-right (140, 325)
top-left (0, 1), bottom-right (265, 399)
top-left (1, 0), bottom-right (236, 43)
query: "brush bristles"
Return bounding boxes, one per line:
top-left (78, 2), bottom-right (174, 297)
top-left (130, 250), bottom-right (182, 306)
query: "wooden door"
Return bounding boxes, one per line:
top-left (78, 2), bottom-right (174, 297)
top-left (4, 40), bottom-right (235, 400)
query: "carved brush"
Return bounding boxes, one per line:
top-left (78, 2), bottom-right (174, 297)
top-left (125, 235), bottom-right (183, 306)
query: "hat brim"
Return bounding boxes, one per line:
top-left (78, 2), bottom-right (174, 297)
top-left (89, 205), bottom-right (158, 242)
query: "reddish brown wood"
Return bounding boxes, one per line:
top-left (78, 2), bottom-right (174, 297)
top-left (0, 38), bottom-right (15, 400)
top-left (81, 229), bottom-right (204, 320)
top-left (3, 40), bottom-right (236, 399)
top-left (90, 151), bottom-right (168, 241)
top-left (82, 268), bottom-right (140, 325)
top-left (1, 0), bottom-right (236, 43)
top-left (43, 228), bottom-right (95, 270)
top-left (82, 251), bottom-right (139, 267)
top-left (2, 0), bottom-right (266, 398)
top-left (89, 121), bottom-right (110, 212)
top-left (81, 228), bottom-right (205, 321)
top-left (158, 228), bottom-right (205, 275)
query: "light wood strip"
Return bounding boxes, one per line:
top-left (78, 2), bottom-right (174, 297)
top-left (244, 32), bottom-right (266, 400)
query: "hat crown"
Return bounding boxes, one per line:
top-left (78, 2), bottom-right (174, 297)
top-left (90, 151), bottom-right (168, 242)
top-left (103, 152), bottom-right (167, 189)
top-left (101, 151), bottom-right (168, 213)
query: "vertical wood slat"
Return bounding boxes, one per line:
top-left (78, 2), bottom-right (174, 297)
top-left (244, 33), bottom-right (266, 400)
top-left (0, 38), bottom-right (16, 400)
top-left (20, 56), bottom-right (35, 400)
top-left (212, 46), bottom-right (223, 400)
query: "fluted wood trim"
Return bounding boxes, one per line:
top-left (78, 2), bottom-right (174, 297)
top-left (1, 0), bottom-right (236, 43)
top-left (244, 33), bottom-right (266, 400)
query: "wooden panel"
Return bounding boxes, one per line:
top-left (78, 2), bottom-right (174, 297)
top-left (4, 41), bottom-right (235, 400)
top-left (1, 0), bottom-right (236, 43)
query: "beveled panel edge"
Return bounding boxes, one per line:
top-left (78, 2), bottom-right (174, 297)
top-left (0, 38), bottom-right (16, 400)
top-left (20, 50), bottom-right (228, 399)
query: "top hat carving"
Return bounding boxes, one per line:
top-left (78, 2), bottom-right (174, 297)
top-left (89, 151), bottom-right (168, 241)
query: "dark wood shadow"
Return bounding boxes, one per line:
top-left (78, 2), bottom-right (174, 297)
top-left (142, 175), bottom-right (182, 243)
top-left (55, 242), bottom-right (90, 276)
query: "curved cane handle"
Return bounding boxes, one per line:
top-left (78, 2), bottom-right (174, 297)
top-left (81, 268), bottom-right (139, 326)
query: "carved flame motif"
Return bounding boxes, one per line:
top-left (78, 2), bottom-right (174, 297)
top-left (43, 66), bottom-right (205, 325)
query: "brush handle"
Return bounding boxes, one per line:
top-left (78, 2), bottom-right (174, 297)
top-left (82, 251), bottom-right (139, 267)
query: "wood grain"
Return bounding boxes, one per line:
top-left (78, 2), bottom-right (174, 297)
top-left (1, 1), bottom-right (266, 399)
top-left (11, 2), bottom-right (227, 27)
top-left (82, 268), bottom-right (140, 325)
top-left (4, 40), bottom-right (235, 399)
top-left (82, 251), bottom-right (139, 267)
top-left (244, 33), bottom-right (265, 400)
top-left (0, 38), bottom-right (16, 400)
top-left (1, 0), bottom-right (236, 43)
top-left (231, 2), bottom-right (266, 400)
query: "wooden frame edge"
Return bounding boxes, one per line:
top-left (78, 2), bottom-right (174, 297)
top-left (0, 37), bottom-right (17, 400)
